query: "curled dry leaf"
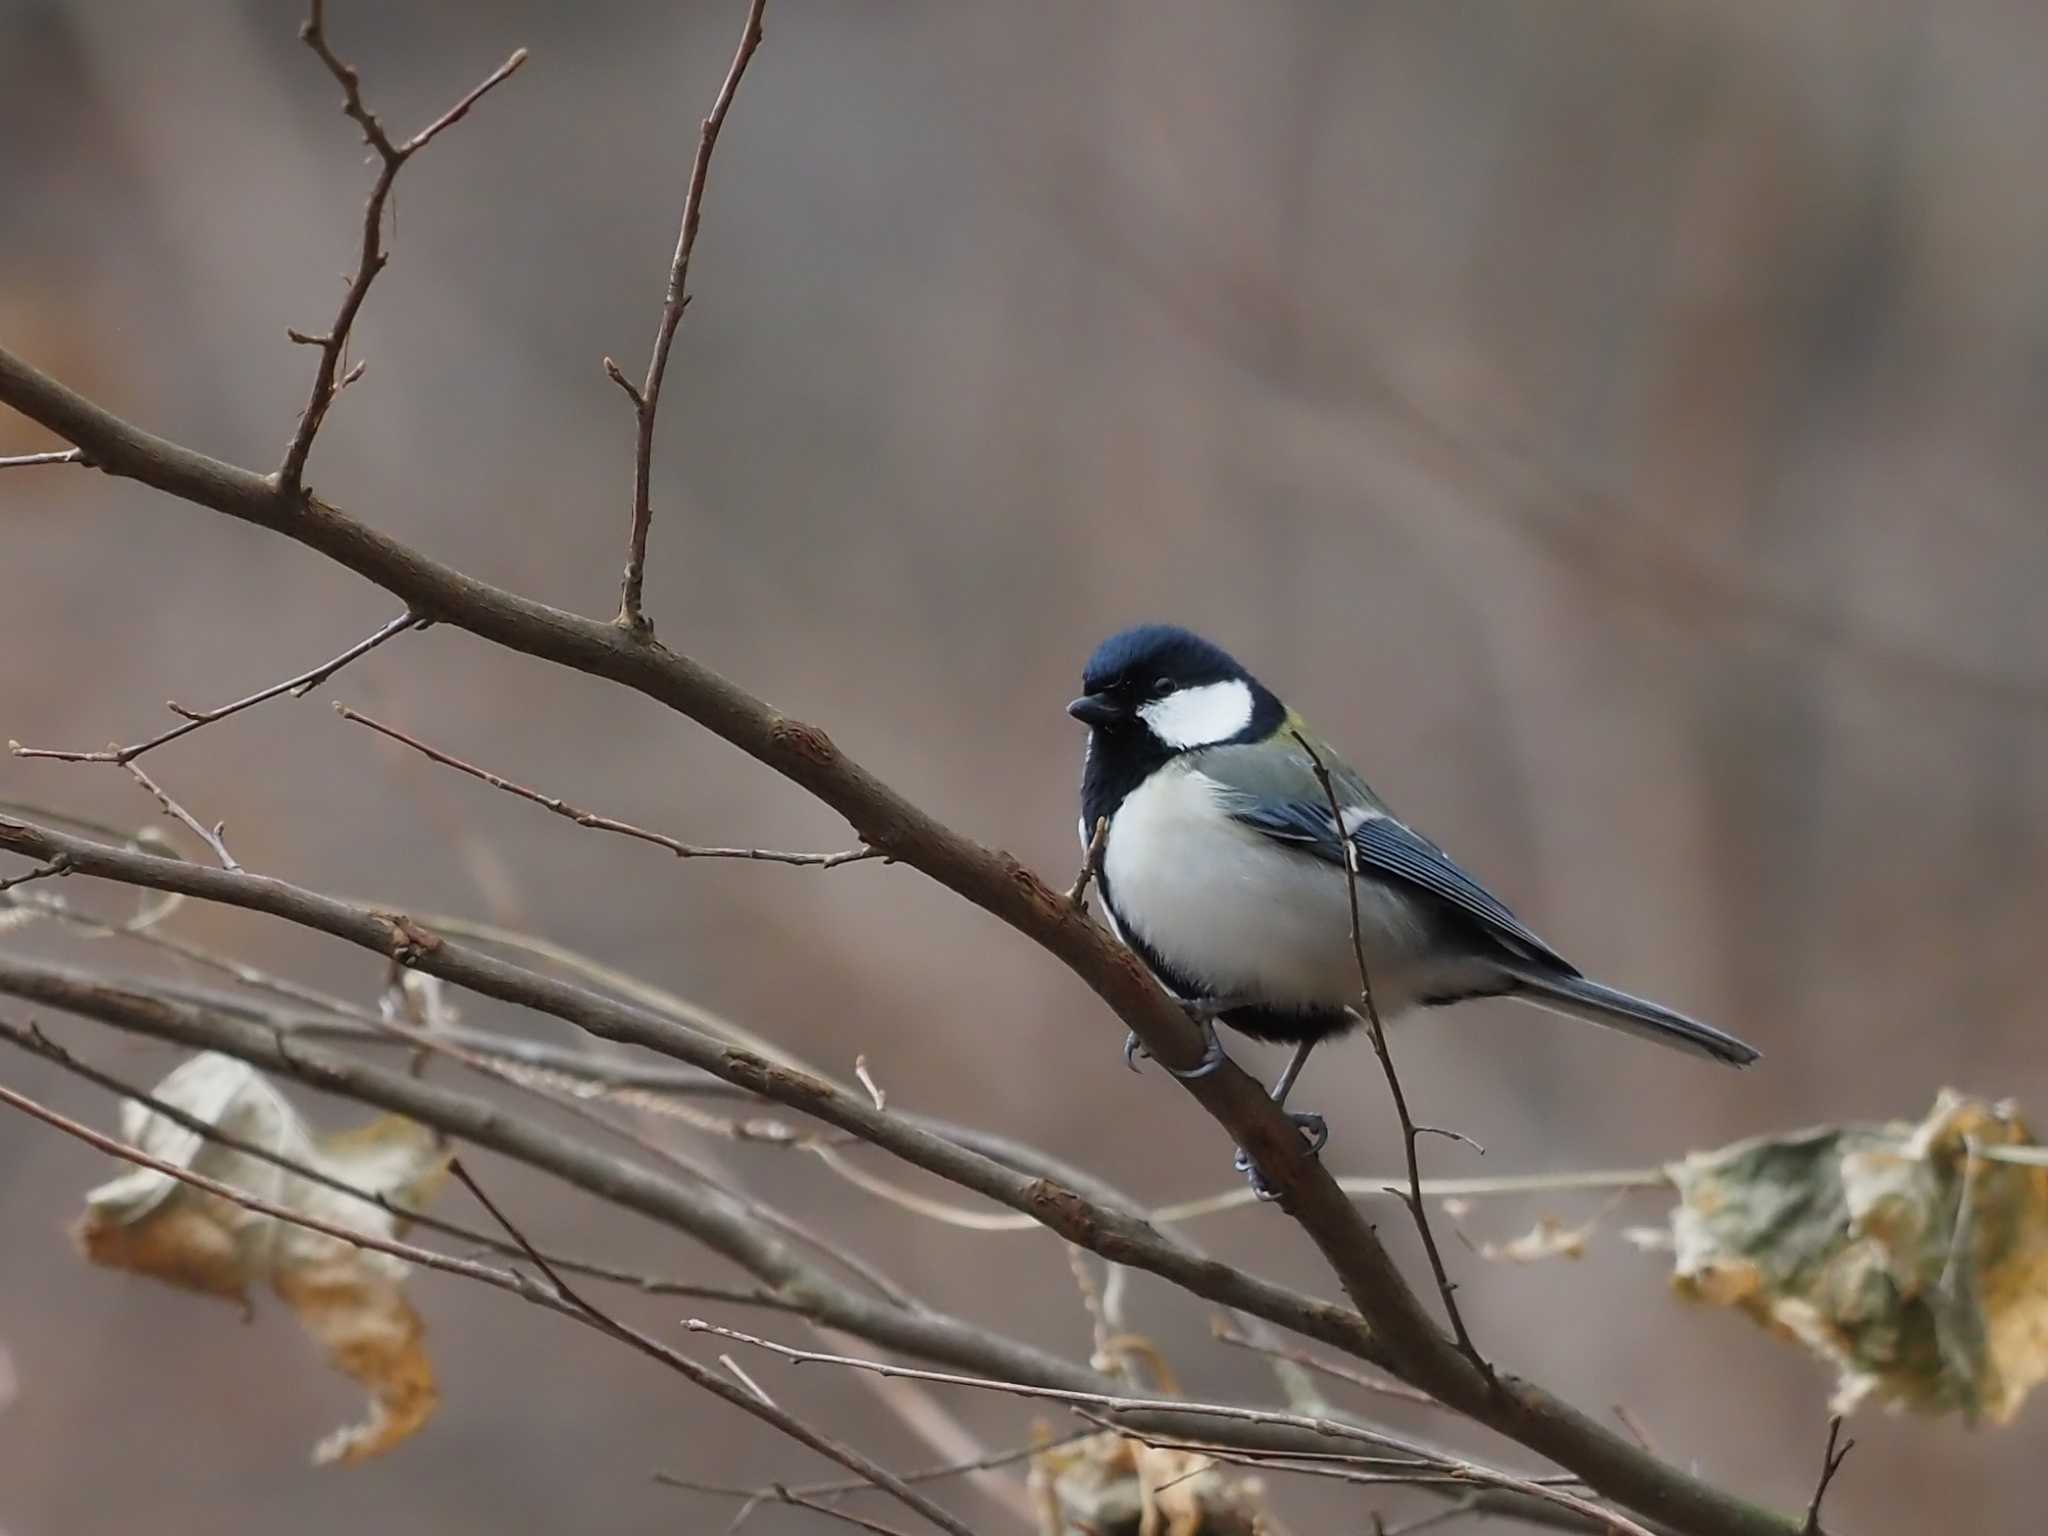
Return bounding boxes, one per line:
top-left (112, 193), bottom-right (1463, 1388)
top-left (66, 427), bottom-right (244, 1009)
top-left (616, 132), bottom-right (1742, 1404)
top-left (1026, 1333), bottom-right (1268, 1536)
top-left (73, 1052), bottom-right (451, 1463)
top-left (1665, 1088), bottom-right (2048, 1423)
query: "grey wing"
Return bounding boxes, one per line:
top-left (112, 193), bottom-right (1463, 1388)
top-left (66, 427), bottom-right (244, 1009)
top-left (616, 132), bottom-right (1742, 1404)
top-left (1224, 792), bottom-right (1577, 975)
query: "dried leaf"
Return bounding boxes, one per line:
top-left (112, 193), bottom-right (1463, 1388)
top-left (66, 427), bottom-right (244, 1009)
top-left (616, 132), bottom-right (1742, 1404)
top-left (1028, 1388), bottom-right (1266, 1534)
top-left (1665, 1089), bottom-right (2048, 1423)
top-left (73, 1053), bottom-right (451, 1462)
top-left (1475, 1213), bottom-right (1600, 1264)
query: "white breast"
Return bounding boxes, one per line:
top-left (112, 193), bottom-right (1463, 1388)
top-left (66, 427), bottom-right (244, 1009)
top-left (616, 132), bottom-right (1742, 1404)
top-left (1101, 767), bottom-right (1442, 1016)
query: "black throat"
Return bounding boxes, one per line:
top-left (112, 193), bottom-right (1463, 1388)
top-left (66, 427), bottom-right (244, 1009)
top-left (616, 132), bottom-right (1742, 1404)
top-left (1078, 726), bottom-right (1174, 835)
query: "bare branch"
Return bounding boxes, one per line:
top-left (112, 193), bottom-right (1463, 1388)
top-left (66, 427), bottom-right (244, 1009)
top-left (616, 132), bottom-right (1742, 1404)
top-left (1066, 816), bottom-right (1108, 909)
top-left (0, 951), bottom-right (1432, 1470)
top-left (1209, 1321), bottom-right (1440, 1412)
top-left (1292, 728), bottom-right (1487, 1382)
top-left (0, 447), bottom-right (83, 468)
top-left (696, 1321), bottom-right (1656, 1536)
top-left (10, 610), bottom-right (417, 764)
top-left (334, 703), bottom-right (875, 868)
top-left (0, 857), bottom-right (70, 895)
top-left (614, 0), bottom-right (769, 632)
top-left (283, 2), bottom-right (525, 493)
top-left (124, 763), bottom-right (239, 872)
top-left (1799, 1419), bottom-right (1853, 1536)
top-left (658, 1431), bottom-right (1090, 1504)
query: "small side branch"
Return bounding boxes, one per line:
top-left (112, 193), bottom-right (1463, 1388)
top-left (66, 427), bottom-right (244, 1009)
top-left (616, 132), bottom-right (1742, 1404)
top-left (1067, 816), bottom-right (1108, 909)
top-left (282, 2), bottom-right (525, 493)
top-left (334, 704), bottom-right (874, 867)
top-left (125, 763), bottom-right (239, 872)
top-left (11, 610), bottom-right (417, 765)
top-left (1800, 1418), bottom-right (1853, 1536)
top-left (1291, 730), bottom-right (1490, 1385)
top-left (0, 448), bottom-right (84, 468)
top-left (612, 0), bottom-right (769, 633)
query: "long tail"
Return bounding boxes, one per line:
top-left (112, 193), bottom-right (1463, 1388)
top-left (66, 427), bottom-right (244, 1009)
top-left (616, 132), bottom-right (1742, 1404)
top-left (1499, 964), bottom-right (1759, 1067)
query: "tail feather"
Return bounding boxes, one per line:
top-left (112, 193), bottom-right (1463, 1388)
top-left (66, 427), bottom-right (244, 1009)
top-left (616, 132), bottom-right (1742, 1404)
top-left (1500, 965), bottom-right (1759, 1068)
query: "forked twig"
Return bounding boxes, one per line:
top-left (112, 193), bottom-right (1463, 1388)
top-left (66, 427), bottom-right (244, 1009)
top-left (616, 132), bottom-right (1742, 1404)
top-left (124, 763), bottom-right (239, 872)
top-left (1067, 816), bottom-right (1108, 908)
top-left (283, 2), bottom-right (526, 492)
top-left (611, 0), bottom-right (769, 632)
top-left (1290, 729), bottom-right (1491, 1385)
top-left (1800, 1417), bottom-right (1853, 1536)
top-left (10, 611), bottom-right (419, 765)
top-left (334, 704), bottom-right (875, 867)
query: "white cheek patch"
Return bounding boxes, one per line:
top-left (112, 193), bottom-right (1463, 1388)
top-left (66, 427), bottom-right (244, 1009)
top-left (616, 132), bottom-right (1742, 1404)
top-left (1139, 679), bottom-right (1254, 750)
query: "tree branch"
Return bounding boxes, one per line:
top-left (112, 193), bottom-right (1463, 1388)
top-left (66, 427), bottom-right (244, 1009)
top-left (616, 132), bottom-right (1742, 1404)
top-left (334, 703), bottom-right (875, 867)
top-left (612, 0), bottom-right (769, 632)
top-left (284, 2), bottom-right (525, 493)
top-left (0, 949), bottom-right (1454, 1470)
top-left (10, 611), bottom-right (417, 765)
top-left (1292, 728), bottom-right (1486, 1379)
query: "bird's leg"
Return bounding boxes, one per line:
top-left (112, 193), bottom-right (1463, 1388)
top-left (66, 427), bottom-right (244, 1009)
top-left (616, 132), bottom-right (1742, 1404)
top-left (1123, 997), bottom-right (1234, 1078)
top-left (1233, 1039), bottom-right (1328, 1200)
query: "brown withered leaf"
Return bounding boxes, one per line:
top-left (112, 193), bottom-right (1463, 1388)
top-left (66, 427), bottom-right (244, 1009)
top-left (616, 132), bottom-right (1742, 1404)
top-left (1028, 1384), bottom-right (1269, 1536)
top-left (1665, 1089), bottom-right (2048, 1423)
top-left (74, 1052), bottom-right (451, 1463)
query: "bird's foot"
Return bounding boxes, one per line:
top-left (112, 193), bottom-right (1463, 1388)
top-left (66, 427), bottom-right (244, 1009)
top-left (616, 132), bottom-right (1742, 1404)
top-left (1233, 1111), bottom-right (1330, 1202)
top-left (1123, 1001), bottom-right (1233, 1079)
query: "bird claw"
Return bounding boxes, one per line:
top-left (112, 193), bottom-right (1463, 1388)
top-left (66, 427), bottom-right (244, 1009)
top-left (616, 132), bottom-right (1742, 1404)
top-left (1123, 1010), bottom-right (1229, 1080)
top-left (1233, 1111), bottom-right (1330, 1202)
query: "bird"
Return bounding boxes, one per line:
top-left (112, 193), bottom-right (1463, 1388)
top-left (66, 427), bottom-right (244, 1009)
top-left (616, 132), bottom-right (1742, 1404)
top-left (1068, 623), bottom-right (1758, 1192)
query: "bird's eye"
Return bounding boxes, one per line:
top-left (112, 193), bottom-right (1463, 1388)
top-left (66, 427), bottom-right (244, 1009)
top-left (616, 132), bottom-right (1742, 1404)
top-left (1151, 678), bottom-right (1177, 697)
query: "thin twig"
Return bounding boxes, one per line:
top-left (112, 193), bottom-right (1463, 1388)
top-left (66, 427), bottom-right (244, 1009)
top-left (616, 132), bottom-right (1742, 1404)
top-left (10, 612), bottom-right (418, 765)
top-left (0, 857), bottom-right (69, 895)
top-left (658, 1431), bottom-right (1091, 1503)
top-left (0, 448), bottom-right (84, 468)
top-left (359, 974), bottom-right (918, 1309)
top-left (695, 1322), bottom-right (1449, 1464)
top-left (1209, 1321), bottom-right (1439, 1411)
top-left (124, 763), bottom-right (239, 872)
top-left (1799, 1418), bottom-right (1852, 1536)
top-left (334, 704), bottom-right (874, 867)
top-left (283, 2), bottom-right (525, 492)
top-left (697, 1323), bottom-right (1652, 1536)
top-left (1086, 1418), bottom-right (1649, 1535)
top-left (1067, 816), bottom-right (1108, 909)
top-left (417, 1158), bottom-right (974, 1536)
top-left (1292, 729), bottom-right (1489, 1385)
top-left (614, 0), bottom-right (768, 632)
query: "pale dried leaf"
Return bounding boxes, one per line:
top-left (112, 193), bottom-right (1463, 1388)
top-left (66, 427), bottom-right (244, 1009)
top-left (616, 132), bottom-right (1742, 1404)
top-left (73, 1052), bottom-right (450, 1462)
top-left (1029, 1418), bottom-right (1266, 1534)
top-left (1475, 1213), bottom-right (1599, 1264)
top-left (1665, 1089), bottom-right (2048, 1423)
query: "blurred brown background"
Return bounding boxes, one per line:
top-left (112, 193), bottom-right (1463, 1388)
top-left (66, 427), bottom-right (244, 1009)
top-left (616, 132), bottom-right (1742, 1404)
top-left (4, 1), bottom-right (2047, 1532)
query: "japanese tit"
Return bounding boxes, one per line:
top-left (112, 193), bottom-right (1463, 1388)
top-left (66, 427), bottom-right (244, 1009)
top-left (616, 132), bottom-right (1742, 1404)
top-left (1069, 624), bottom-right (1758, 1183)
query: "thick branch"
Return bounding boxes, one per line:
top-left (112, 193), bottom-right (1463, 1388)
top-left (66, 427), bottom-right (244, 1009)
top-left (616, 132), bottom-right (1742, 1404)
top-left (0, 343), bottom-right (1800, 1536)
top-left (0, 950), bottom-right (1434, 1468)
